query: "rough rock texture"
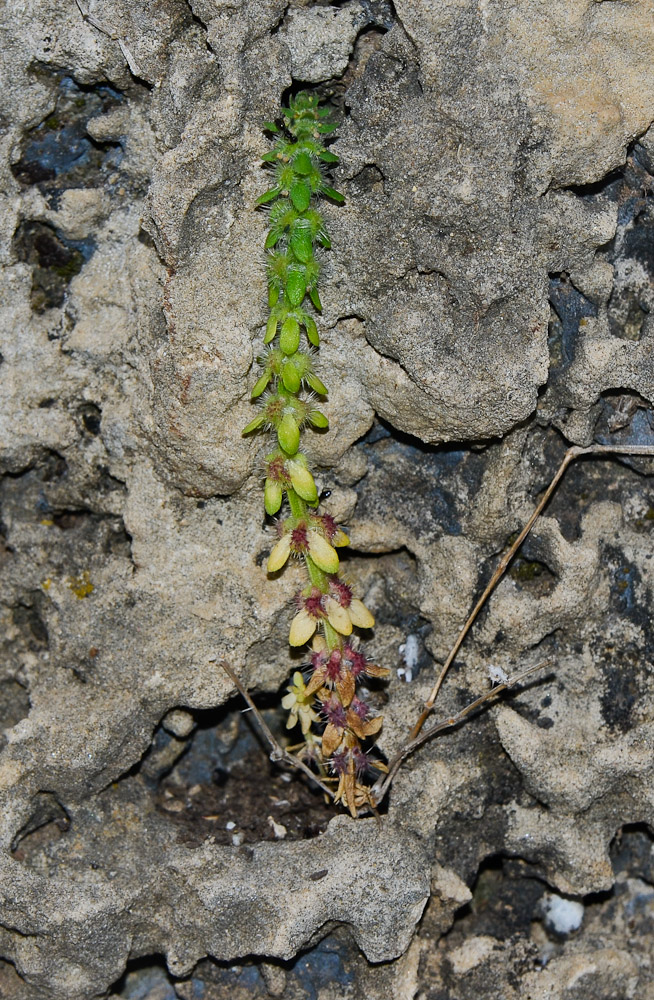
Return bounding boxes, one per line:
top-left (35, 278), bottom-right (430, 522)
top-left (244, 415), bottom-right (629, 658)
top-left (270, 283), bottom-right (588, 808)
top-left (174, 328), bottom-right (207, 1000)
top-left (2, 0), bottom-right (654, 997)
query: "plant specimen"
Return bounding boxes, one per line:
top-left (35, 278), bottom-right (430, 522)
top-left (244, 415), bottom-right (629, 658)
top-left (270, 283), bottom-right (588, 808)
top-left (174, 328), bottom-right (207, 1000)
top-left (234, 93), bottom-right (654, 820)
top-left (242, 92), bottom-right (389, 816)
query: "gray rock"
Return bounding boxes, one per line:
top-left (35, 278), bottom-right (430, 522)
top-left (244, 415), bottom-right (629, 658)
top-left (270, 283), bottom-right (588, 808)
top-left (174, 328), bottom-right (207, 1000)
top-left (2, 0), bottom-right (654, 996)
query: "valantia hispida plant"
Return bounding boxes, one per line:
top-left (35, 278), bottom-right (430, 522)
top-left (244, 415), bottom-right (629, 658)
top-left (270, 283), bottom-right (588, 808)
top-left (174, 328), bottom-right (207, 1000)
top-left (243, 92), bottom-right (389, 815)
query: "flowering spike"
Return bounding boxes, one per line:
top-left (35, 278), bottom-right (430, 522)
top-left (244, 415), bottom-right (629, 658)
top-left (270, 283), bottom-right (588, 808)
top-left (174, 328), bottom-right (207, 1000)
top-left (245, 92), bottom-right (387, 815)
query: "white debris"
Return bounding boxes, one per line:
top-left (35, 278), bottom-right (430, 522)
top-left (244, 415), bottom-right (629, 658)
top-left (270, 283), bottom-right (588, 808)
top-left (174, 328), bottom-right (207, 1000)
top-left (398, 633), bottom-right (420, 682)
top-left (541, 893), bottom-right (584, 936)
top-left (488, 664), bottom-right (509, 685)
top-left (268, 815), bottom-right (288, 839)
top-left (225, 820), bottom-right (236, 831)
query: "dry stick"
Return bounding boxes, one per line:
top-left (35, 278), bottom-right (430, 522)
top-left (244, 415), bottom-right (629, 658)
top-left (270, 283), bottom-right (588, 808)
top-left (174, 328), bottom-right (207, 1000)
top-left (409, 442), bottom-right (654, 741)
top-left (218, 660), bottom-right (335, 801)
top-left (371, 660), bottom-right (549, 805)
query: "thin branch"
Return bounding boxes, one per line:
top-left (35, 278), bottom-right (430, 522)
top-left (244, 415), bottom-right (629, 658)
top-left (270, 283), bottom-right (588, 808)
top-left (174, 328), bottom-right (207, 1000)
top-left (218, 660), bottom-right (335, 800)
top-left (372, 660), bottom-right (550, 805)
top-left (74, 0), bottom-right (118, 38)
top-left (409, 442), bottom-right (654, 740)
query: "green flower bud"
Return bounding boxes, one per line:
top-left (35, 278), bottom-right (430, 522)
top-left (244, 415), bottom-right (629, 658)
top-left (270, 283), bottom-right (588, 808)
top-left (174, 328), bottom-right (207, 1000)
top-left (290, 222), bottom-right (313, 264)
top-left (280, 317), bottom-right (300, 355)
top-left (278, 412), bottom-right (300, 454)
top-left (290, 180), bottom-right (311, 212)
top-left (286, 267), bottom-right (307, 307)
top-left (264, 477), bottom-right (283, 515)
top-left (293, 151), bottom-right (313, 175)
top-left (287, 459), bottom-right (317, 504)
top-left (281, 359), bottom-right (301, 393)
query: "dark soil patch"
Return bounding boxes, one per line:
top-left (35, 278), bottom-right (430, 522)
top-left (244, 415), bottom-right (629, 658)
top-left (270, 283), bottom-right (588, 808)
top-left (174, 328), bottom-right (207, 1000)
top-left (156, 748), bottom-right (334, 848)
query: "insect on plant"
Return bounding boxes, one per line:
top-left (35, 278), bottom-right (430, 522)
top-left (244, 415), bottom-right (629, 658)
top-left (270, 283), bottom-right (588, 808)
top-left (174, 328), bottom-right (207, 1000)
top-left (226, 91), bottom-right (654, 818)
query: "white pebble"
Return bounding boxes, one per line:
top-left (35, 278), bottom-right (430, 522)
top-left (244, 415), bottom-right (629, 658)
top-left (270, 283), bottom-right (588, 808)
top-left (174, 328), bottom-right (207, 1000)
top-left (541, 893), bottom-right (584, 935)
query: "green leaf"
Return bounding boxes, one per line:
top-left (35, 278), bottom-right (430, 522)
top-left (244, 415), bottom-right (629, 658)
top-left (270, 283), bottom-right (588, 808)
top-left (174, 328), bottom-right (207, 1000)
top-left (265, 230), bottom-right (281, 249)
top-left (281, 359), bottom-right (301, 393)
top-left (319, 150), bottom-right (339, 163)
top-left (308, 410), bottom-right (328, 429)
top-left (263, 121), bottom-right (279, 132)
top-left (261, 150), bottom-right (279, 162)
top-left (290, 181), bottom-right (311, 212)
top-left (256, 187), bottom-right (281, 206)
top-left (309, 286), bottom-right (322, 312)
top-left (317, 231), bottom-right (331, 249)
top-left (321, 185), bottom-right (345, 204)
top-left (268, 285), bottom-right (279, 308)
top-left (264, 315), bottom-right (278, 344)
top-left (286, 268), bottom-right (307, 307)
top-left (304, 316), bottom-right (320, 347)
top-left (306, 372), bottom-right (328, 395)
top-left (293, 151), bottom-right (313, 175)
top-left (251, 372), bottom-right (271, 399)
top-left (290, 224), bottom-right (313, 264)
top-left (279, 317), bottom-right (300, 355)
top-left (243, 413), bottom-right (266, 435)
top-left (278, 413), bottom-right (300, 455)
top-left (317, 122), bottom-right (338, 134)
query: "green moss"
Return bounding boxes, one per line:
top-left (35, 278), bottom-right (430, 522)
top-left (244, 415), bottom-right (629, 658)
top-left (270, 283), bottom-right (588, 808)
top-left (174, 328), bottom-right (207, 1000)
top-left (509, 558), bottom-right (547, 582)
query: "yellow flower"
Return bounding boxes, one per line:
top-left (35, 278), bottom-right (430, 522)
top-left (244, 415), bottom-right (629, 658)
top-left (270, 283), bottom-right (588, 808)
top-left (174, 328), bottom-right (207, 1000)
top-left (267, 522), bottom-right (339, 574)
top-left (324, 596), bottom-right (375, 636)
top-left (281, 671), bottom-right (319, 734)
top-left (289, 608), bottom-right (318, 646)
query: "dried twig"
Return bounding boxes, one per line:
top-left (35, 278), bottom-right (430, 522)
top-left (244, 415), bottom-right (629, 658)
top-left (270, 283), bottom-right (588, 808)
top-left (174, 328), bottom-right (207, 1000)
top-left (409, 443), bottom-right (654, 740)
top-left (74, 0), bottom-right (118, 38)
top-left (218, 660), bottom-right (335, 800)
top-left (220, 442), bottom-right (654, 815)
top-left (371, 660), bottom-right (550, 805)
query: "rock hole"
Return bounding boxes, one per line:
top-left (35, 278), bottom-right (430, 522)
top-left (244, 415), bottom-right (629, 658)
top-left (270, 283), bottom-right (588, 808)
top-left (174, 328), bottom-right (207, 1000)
top-left (152, 695), bottom-right (336, 847)
top-left (610, 823), bottom-right (654, 883)
top-left (0, 678), bottom-right (30, 734)
top-left (11, 792), bottom-right (70, 867)
top-left (12, 220), bottom-right (87, 312)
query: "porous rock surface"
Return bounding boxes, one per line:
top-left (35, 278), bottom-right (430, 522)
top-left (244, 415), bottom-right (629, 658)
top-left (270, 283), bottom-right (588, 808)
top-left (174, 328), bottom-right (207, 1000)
top-left (1, 0), bottom-right (654, 997)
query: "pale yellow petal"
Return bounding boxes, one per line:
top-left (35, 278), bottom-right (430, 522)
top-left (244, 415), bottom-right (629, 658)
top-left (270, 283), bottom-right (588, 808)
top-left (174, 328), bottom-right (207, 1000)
top-left (349, 598), bottom-right (374, 628)
top-left (281, 693), bottom-right (295, 710)
top-left (312, 634), bottom-right (327, 653)
top-left (332, 529), bottom-right (350, 547)
top-left (289, 609), bottom-right (317, 646)
top-left (325, 597), bottom-right (352, 636)
top-left (307, 532), bottom-right (339, 574)
top-left (267, 534), bottom-right (291, 573)
top-left (287, 461), bottom-right (318, 503)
